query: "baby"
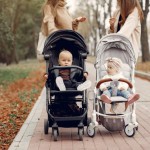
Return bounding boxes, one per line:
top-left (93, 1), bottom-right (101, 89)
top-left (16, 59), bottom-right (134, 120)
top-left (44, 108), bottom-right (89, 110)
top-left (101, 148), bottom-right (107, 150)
top-left (100, 57), bottom-right (140, 112)
top-left (44, 50), bottom-right (91, 91)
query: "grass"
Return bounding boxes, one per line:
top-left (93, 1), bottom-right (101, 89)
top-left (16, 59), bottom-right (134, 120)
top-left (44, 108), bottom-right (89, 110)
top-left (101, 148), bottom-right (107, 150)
top-left (0, 59), bottom-right (44, 87)
top-left (0, 69), bottom-right (29, 87)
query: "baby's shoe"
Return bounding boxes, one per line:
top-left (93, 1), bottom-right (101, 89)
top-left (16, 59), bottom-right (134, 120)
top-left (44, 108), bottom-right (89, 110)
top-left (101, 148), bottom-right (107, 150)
top-left (101, 94), bottom-right (111, 104)
top-left (127, 94), bottom-right (140, 105)
top-left (56, 76), bottom-right (66, 91)
top-left (125, 94), bottom-right (140, 110)
top-left (77, 80), bottom-right (91, 91)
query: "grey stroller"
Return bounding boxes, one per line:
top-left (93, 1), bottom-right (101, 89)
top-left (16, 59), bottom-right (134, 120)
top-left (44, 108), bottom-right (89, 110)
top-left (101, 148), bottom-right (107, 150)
top-left (87, 33), bottom-right (138, 137)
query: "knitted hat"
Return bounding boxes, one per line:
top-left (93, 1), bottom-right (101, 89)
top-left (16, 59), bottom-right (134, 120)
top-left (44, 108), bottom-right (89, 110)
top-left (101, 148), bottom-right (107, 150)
top-left (106, 57), bottom-right (123, 72)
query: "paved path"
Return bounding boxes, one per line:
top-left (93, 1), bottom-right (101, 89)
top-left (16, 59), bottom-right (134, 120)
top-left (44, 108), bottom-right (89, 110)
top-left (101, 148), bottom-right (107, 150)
top-left (9, 62), bottom-right (150, 150)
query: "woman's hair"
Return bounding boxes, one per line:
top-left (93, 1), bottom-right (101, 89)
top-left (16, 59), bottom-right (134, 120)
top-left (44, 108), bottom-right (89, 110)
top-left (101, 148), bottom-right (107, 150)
top-left (119, 0), bottom-right (144, 24)
top-left (45, 0), bottom-right (60, 7)
top-left (43, 0), bottom-right (66, 10)
top-left (41, 0), bottom-right (61, 36)
top-left (42, 0), bottom-right (66, 19)
top-left (42, 0), bottom-right (59, 16)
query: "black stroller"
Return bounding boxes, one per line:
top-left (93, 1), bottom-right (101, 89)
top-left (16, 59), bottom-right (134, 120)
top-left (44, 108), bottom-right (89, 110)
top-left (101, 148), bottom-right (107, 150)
top-left (42, 30), bottom-right (89, 141)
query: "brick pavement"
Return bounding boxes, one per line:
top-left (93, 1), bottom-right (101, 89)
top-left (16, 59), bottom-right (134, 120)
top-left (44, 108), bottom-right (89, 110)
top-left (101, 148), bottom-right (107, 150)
top-left (9, 62), bottom-right (150, 150)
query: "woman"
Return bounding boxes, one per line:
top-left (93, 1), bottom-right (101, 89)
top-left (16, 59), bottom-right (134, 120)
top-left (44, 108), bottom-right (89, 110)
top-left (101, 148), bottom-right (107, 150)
top-left (40, 0), bottom-right (86, 66)
top-left (37, 0), bottom-right (86, 61)
top-left (41, 0), bottom-right (86, 36)
top-left (40, 0), bottom-right (87, 115)
top-left (109, 0), bottom-right (144, 61)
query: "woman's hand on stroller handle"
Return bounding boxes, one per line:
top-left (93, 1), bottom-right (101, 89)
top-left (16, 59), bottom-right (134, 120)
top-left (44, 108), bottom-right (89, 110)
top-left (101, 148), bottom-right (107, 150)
top-left (96, 78), bottom-right (133, 89)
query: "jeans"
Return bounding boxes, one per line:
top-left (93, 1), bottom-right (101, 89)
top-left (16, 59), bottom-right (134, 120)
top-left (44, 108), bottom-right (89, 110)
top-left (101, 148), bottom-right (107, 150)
top-left (103, 89), bottom-right (131, 99)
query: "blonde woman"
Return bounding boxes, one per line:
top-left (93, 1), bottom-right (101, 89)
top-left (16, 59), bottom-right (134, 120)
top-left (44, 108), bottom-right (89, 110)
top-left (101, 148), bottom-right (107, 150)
top-left (109, 0), bottom-right (144, 61)
top-left (41, 0), bottom-right (86, 36)
top-left (38, 0), bottom-right (86, 63)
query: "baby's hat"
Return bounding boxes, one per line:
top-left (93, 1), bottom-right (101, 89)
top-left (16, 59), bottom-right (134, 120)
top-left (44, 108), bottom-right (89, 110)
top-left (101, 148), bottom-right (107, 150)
top-left (106, 57), bottom-right (123, 72)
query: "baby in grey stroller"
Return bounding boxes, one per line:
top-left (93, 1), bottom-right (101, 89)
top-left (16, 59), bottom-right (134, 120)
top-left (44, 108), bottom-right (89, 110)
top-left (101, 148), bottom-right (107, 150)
top-left (100, 57), bottom-right (140, 112)
top-left (87, 33), bottom-right (140, 138)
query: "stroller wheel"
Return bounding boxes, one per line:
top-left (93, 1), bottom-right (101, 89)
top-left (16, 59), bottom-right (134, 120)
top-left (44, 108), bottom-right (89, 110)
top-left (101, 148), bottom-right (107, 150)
top-left (78, 128), bottom-right (83, 141)
top-left (87, 124), bottom-right (95, 137)
top-left (53, 129), bottom-right (58, 141)
top-left (124, 124), bottom-right (136, 137)
top-left (44, 119), bottom-right (49, 134)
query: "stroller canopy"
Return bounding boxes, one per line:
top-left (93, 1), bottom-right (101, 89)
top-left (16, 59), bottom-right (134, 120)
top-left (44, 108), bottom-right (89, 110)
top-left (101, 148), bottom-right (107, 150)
top-left (43, 30), bottom-right (89, 55)
top-left (96, 33), bottom-right (136, 65)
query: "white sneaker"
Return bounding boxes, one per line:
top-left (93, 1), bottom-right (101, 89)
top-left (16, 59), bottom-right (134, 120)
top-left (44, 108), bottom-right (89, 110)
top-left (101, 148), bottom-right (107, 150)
top-left (56, 76), bottom-right (66, 91)
top-left (77, 80), bottom-right (91, 91)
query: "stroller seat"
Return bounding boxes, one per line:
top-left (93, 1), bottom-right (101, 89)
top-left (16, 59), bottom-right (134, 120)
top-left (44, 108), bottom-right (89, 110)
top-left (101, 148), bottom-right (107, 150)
top-left (98, 96), bottom-right (127, 103)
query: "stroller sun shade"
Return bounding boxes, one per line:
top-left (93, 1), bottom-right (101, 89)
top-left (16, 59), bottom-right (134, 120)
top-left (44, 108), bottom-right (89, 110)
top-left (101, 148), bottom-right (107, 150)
top-left (95, 33), bottom-right (136, 65)
top-left (43, 30), bottom-right (89, 55)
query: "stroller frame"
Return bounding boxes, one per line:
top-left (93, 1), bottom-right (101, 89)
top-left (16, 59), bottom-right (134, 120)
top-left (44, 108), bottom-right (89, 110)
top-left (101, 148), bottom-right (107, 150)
top-left (87, 33), bottom-right (138, 137)
top-left (42, 30), bottom-right (89, 141)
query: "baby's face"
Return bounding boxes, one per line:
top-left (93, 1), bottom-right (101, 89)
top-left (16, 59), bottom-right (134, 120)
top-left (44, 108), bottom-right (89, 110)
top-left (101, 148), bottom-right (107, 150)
top-left (107, 63), bottom-right (118, 75)
top-left (58, 53), bottom-right (72, 66)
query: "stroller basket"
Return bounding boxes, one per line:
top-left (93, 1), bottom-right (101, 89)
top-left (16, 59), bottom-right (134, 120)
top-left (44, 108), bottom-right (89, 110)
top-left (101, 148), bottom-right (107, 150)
top-left (100, 114), bottom-right (125, 131)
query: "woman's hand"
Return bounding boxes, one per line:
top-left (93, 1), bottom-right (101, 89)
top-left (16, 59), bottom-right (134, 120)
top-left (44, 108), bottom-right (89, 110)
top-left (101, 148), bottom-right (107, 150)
top-left (83, 72), bottom-right (88, 79)
top-left (72, 16), bottom-right (86, 30)
top-left (43, 73), bottom-right (48, 81)
top-left (109, 17), bottom-right (116, 31)
top-left (76, 16), bottom-right (86, 22)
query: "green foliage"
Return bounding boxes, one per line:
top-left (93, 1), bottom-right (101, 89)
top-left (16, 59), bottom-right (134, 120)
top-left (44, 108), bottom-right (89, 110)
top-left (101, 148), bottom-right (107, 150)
top-left (0, 12), bottom-right (14, 64)
top-left (0, 59), bottom-right (39, 87)
top-left (0, 0), bottom-right (45, 64)
top-left (0, 68), bottom-right (30, 87)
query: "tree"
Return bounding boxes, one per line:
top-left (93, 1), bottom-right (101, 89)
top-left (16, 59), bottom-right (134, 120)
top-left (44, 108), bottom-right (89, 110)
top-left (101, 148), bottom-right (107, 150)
top-left (0, 0), bottom-right (44, 64)
top-left (140, 0), bottom-right (150, 62)
top-left (0, 0), bottom-right (15, 65)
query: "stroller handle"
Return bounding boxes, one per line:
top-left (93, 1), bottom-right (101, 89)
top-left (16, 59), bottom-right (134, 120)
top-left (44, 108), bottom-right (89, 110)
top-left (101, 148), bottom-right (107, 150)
top-left (96, 78), bottom-right (133, 89)
top-left (49, 65), bottom-right (83, 72)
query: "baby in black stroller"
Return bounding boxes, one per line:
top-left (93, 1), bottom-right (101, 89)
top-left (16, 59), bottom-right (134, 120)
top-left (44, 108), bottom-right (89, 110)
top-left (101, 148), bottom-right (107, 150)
top-left (45, 50), bottom-right (91, 92)
top-left (42, 30), bottom-right (91, 141)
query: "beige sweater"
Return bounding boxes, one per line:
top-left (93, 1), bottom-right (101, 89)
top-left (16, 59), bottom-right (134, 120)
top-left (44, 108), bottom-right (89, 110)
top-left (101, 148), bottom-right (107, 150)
top-left (108, 6), bottom-right (141, 61)
top-left (41, 3), bottom-right (73, 36)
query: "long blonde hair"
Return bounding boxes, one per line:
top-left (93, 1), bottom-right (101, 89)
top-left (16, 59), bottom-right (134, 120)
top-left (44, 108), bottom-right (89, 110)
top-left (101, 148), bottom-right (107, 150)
top-left (41, 0), bottom-right (60, 36)
top-left (41, 0), bottom-right (66, 36)
top-left (42, 0), bottom-right (60, 16)
top-left (118, 0), bottom-right (144, 25)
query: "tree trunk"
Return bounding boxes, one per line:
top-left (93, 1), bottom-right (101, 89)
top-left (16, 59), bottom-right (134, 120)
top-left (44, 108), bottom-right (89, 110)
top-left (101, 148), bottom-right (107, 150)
top-left (140, 0), bottom-right (150, 62)
top-left (141, 19), bottom-right (150, 62)
top-left (11, 1), bottom-right (21, 64)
